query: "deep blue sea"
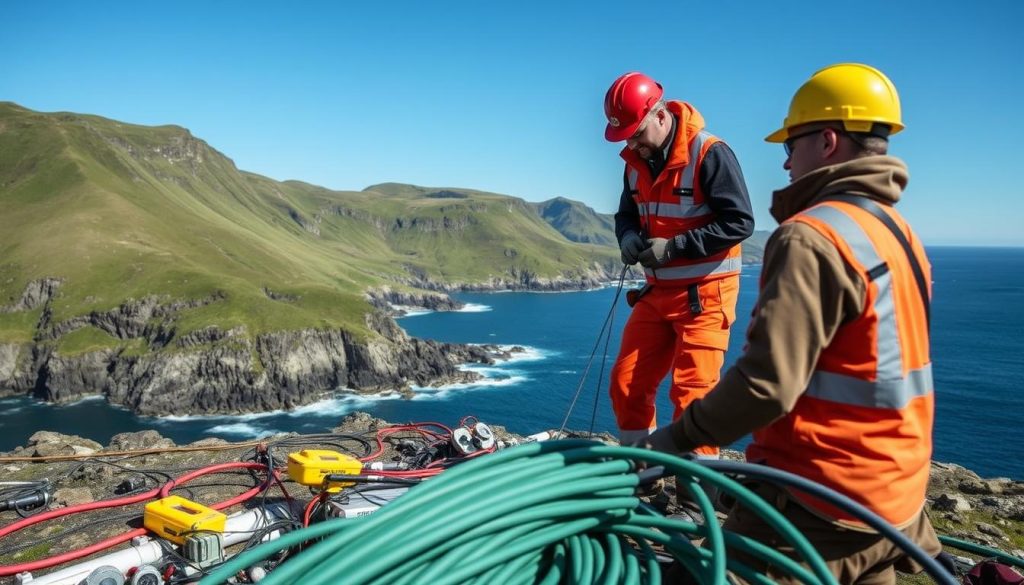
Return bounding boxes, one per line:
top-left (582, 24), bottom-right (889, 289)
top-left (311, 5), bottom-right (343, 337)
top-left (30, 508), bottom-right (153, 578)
top-left (0, 247), bottom-right (1021, 479)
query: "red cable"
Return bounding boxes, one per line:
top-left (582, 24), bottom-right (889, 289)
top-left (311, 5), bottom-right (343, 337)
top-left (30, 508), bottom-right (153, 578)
top-left (303, 493), bottom-right (325, 527)
top-left (0, 462), bottom-right (271, 577)
top-left (360, 422), bottom-right (452, 462)
top-left (1, 420), bottom-right (493, 577)
top-left (2, 528), bottom-right (149, 576)
top-left (159, 461), bottom-right (267, 497)
top-left (0, 487), bottom-right (161, 539)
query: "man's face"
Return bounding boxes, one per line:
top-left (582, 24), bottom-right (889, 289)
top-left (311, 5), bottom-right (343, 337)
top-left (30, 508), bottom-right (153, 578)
top-left (625, 111), bottom-right (665, 160)
top-left (783, 126), bottom-right (828, 182)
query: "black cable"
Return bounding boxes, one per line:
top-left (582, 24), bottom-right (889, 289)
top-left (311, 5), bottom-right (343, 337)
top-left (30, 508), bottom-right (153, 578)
top-left (57, 457), bottom-right (175, 488)
top-left (157, 537), bottom-right (212, 583)
top-left (587, 268), bottom-right (628, 437)
top-left (0, 509), bottom-right (143, 557)
top-left (558, 265), bottom-right (630, 437)
top-left (240, 433), bottom-right (373, 471)
top-left (700, 460), bottom-right (958, 585)
top-left (0, 480), bottom-right (52, 517)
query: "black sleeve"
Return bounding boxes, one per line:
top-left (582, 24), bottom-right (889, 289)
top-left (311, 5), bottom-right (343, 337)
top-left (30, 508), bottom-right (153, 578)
top-left (613, 167), bottom-right (642, 242)
top-left (671, 142), bottom-right (755, 259)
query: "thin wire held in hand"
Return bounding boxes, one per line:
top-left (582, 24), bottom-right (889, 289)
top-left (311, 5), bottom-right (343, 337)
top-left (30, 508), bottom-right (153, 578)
top-left (557, 265), bottom-right (629, 438)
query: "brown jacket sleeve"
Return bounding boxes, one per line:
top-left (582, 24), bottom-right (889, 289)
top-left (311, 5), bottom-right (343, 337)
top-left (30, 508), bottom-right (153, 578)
top-left (669, 221), bottom-right (867, 451)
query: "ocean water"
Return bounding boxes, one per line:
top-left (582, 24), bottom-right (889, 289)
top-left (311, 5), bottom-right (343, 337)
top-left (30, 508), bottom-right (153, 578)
top-left (0, 247), bottom-right (1021, 480)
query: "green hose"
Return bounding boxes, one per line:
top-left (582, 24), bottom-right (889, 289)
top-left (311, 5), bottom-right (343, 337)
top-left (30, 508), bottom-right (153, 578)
top-left (939, 534), bottom-right (1024, 569)
top-left (201, 440), bottom-right (846, 584)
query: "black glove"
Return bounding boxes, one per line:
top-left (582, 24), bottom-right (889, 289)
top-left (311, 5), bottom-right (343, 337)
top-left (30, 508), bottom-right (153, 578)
top-left (638, 237), bottom-right (677, 268)
top-left (619, 231), bottom-right (646, 265)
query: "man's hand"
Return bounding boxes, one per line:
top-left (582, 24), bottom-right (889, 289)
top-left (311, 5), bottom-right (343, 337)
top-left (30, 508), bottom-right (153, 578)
top-left (642, 424), bottom-right (687, 455)
top-left (619, 231), bottom-right (647, 265)
top-left (638, 237), bottom-right (677, 268)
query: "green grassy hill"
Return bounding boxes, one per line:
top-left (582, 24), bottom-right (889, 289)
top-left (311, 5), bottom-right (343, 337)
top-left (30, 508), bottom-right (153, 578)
top-left (532, 197), bottom-right (617, 247)
top-left (0, 102), bottom-right (618, 353)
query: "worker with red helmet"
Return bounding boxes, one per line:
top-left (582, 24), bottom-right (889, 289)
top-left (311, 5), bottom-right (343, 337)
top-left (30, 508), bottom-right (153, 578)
top-left (604, 72), bottom-right (754, 456)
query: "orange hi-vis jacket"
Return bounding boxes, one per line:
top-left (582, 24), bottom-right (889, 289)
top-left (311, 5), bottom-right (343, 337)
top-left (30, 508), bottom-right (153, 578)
top-left (620, 101), bottom-right (743, 287)
top-left (747, 198), bottom-right (934, 528)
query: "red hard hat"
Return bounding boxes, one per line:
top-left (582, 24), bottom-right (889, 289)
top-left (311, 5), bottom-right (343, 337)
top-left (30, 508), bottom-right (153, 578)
top-left (603, 72), bottom-right (664, 142)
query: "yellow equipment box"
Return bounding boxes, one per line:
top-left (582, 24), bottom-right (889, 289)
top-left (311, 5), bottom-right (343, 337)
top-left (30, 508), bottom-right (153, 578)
top-left (144, 495), bottom-right (226, 544)
top-left (287, 449), bottom-right (363, 492)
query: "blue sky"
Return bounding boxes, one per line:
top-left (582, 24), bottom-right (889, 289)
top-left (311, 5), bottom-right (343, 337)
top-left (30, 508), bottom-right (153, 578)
top-left (2, 1), bottom-right (1021, 246)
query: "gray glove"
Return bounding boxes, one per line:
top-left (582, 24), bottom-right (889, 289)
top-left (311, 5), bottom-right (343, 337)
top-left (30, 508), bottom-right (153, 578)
top-left (638, 237), bottom-right (677, 268)
top-left (619, 231), bottom-right (646, 265)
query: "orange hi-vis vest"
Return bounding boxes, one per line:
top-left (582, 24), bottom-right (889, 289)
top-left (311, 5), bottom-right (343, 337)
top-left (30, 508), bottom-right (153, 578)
top-left (621, 101), bottom-right (743, 287)
top-left (747, 198), bottom-right (934, 528)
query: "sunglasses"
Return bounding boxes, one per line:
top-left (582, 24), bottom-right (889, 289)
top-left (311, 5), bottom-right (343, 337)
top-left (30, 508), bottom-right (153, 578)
top-left (783, 129), bottom-right (822, 157)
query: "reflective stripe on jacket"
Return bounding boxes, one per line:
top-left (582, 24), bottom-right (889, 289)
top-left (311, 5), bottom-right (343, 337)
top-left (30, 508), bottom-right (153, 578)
top-left (748, 198), bottom-right (933, 528)
top-left (620, 101), bottom-right (742, 286)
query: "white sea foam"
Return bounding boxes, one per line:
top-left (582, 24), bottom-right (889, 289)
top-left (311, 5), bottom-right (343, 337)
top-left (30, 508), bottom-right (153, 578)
top-left (284, 391), bottom-right (404, 417)
top-left (458, 303), bottom-right (492, 312)
top-left (394, 306), bottom-right (433, 318)
top-left (66, 395), bottom-right (105, 406)
top-left (493, 345), bottom-right (550, 363)
top-left (409, 373), bottom-right (529, 401)
top-left (205, 423), bottom-right (277, 439)
top-left (157, 409), bottom-right (287, 422)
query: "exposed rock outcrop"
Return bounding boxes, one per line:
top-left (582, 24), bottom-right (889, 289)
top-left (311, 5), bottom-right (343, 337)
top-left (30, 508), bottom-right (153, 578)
top-left (0, 280), bottom-right (516, 416)
top-left (398, 262), bottom-right (630, 293)
top-left (40, 293), bottom-right (224, 344)
top-left (366, 286), bottom-right (464, 316)
top-left (0, 277), bottom-right (63, 313)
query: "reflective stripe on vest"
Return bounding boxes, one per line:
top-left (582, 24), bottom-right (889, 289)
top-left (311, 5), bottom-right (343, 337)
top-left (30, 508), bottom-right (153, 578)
top-left (678, 131), bottom-right (710, 192)
top-left (626, 122), bottom-right (740, 286)
top-left (637, 200), bottom-right (710, 219)
top-left (632, 131), bottom-right (714, 221)
top-left (801, 204), bottom-right (904, 383)
top-left (750, 198), bottom-right (932, 528)
top-left (806, 365), bottom-right (933, 409)
top-left (644, 256), bottom-right (743, 280)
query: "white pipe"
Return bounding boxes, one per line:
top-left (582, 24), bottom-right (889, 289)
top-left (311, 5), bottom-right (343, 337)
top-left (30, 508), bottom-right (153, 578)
top-left (17, 501), bottom-right (299, 585)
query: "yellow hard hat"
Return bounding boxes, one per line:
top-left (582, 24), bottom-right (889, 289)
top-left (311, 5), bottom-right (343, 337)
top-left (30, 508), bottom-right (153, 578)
top-left (765, 63), bottom-right (904, 143)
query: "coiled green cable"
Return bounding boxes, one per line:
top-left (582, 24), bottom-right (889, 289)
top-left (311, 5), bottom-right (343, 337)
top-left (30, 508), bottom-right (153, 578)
top-left (939, 535), bottom-right (1024, 570)
top-left (201, 440), bottom-right (944, 584)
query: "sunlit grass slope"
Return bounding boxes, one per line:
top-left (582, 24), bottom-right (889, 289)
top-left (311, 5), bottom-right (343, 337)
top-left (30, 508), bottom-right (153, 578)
top-left (0, 103), bottom-right (617, 348)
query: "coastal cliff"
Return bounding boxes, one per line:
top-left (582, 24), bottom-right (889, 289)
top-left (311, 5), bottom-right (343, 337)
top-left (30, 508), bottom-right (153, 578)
top-left (0, 279), bottom-right (517, 416)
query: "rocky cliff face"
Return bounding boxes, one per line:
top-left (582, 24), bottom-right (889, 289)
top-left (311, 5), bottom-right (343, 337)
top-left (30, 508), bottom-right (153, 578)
top-left (366, 286), bottom-right (465, 316)
top-left (0, 279), bottom-right (511, 416)
top-left (398, 261), bottom-right (630, 293)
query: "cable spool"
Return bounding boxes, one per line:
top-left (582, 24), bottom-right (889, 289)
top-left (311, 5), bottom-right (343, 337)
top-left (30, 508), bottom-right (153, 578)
top-left (450, 427), bottom-right (476, 455)
top-left (84, 565), bottom-right (125, 585)
top-left (471, 423), bottom-right (495, 450)
top-left (201, 440), bottom-right (958, 585)
top-left (129, 565), bottom-right (162, 585)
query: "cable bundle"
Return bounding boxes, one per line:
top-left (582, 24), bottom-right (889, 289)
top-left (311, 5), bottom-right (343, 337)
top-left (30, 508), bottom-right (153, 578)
top-left (201, 439), bottom-right (955, 585)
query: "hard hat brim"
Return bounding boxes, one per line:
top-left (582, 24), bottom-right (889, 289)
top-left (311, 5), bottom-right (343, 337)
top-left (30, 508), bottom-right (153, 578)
top-left (764, 126), bottom-right (788, 143)
top-left (605, 120), bottom-right (640, 143)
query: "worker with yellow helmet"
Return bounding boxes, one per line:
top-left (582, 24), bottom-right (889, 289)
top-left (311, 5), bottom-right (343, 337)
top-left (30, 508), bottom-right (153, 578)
top-left (641, 63), bottom-right (941, 583)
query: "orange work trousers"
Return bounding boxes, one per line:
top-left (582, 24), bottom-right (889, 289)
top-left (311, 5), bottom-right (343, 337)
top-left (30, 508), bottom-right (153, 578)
top-left (610, 276), bottom-right (739, 456)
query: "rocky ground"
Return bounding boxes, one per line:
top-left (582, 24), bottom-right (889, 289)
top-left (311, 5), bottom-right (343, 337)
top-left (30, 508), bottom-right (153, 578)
top-left (0, 414), bottom-right (1021, 584)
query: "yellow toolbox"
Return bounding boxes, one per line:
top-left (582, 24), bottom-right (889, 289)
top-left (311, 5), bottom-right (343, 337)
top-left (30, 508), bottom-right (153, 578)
top-left (144, 495), bottom-right (226, 544)
top-left (287, 449), bottom-right (363, 492)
